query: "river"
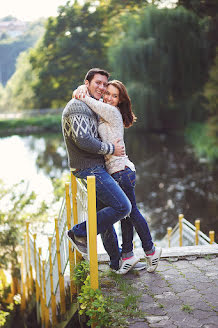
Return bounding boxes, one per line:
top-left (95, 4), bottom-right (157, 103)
top-left (0, 131), bottom-right (217, 245)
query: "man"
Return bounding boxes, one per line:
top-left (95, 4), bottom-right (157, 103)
top-left (62, 68), bottom-right (138, 272)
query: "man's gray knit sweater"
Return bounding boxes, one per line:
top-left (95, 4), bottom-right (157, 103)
top-left (62, 98), bottom-right (114, 169)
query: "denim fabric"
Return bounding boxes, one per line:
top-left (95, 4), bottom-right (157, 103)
top-left (72, 165), bottom-right (131, 238)
top-left (112, 167), bottom-right (154, 253)
top-left (97, 198), bottom-right (121, 270)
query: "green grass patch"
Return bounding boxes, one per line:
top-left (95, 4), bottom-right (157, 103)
top-left (0, 114), bottom-right (62, 134)
top-left (185, 122), bottom-right (218, 163)
top-left (181, 304), bottom-right (194, 313)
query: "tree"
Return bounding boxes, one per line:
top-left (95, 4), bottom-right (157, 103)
top-left (204, 47), bottom-right (218, 142)
top-left (0, 180), bottom-right (48, 279)
top-left (29, 1), bottom-right (109, 108)
top-left (2, 50), bottom-right (38, 111)
top-left (109, 6), bottom-right (209, 131)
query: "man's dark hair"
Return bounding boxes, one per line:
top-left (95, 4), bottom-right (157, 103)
top-left (84, 68), bottom-right (110, 83)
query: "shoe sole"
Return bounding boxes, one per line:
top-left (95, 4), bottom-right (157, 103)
top-left (116, 257), bottom-right (140, 275)
top-left (65, 231), bottom-right (88, 255)
top-left (147, 248), bottom-right (162, 273)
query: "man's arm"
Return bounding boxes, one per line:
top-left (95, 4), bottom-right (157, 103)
top-left (63, 112), bottom-right (124, 156)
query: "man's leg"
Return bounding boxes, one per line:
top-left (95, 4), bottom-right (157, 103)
top-left (72, 165), bottom-right (131, 235)
top-left (97, 198), bottom-right (121, 271)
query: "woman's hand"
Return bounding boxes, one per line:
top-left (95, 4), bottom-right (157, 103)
top-left (72, 85), bottom-right (89, 99)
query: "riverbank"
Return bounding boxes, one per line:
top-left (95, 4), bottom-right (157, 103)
top-left (0, 114), bottom-right (62, 136)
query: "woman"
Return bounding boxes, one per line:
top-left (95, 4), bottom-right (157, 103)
top-left (74, 80), bottom-right (162, 274)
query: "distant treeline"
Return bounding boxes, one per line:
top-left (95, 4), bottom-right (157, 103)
top-left (0, 18), bottom-right (45, 85)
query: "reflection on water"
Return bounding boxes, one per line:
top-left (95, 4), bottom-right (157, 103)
top-left (0, 132), bottom-right (217, 243)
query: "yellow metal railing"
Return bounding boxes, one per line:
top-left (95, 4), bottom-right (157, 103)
top-left (165, 214), bottom-right (216, 247)
top-left (20, 174), bottom-right (98, 327)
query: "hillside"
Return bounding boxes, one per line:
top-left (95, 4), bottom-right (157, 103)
top-left (0, 16), bottom-right (45, 86)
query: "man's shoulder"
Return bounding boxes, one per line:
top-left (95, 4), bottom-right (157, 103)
top-left (63, 98), bottom-right (93, 117)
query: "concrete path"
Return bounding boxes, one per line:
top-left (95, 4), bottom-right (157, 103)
top-left (99, 245), bottom-right (218, 328)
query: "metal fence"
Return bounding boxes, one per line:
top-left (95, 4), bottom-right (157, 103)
top-left (20, 174), bottom-right (98, 328)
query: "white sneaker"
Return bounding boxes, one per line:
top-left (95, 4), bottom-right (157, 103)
top-left (145, 247), bottom-right (162, 273)
top-left (116, 255), bottom-right (140, 275)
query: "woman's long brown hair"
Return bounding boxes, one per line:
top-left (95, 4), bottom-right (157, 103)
top-left (108, 80), bottom-right (137, 128)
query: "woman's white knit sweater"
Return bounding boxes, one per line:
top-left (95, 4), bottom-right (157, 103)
top-left (82, 95), bottom-right (135, 175)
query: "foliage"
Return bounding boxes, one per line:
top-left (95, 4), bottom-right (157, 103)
top-left (78, 276), bottom-right (113, 328)
top-left (0, 19), bottom-right (45, 86)
top-left (29, 1), bottom-right (109, 108)
top-left (73, 260), bottom-right (90, 286)
top-left (109, 5), bottom-right (210, 131)
top-left (0, 114), bottom-right (61, 135)
top-left (0, 180), bottom-right (48, 277)
top-left (178, 0), bottom-right (218, 62)
top-left (185, 122), bottom-right (218, 163)
top-left (0, 51), bottom-right (38, 111)
top-left (204, 47), bottom-right (218, 142)
top-left (74, 261), bottom-right (142, 327)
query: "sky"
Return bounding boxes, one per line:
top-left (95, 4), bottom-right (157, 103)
top-left (0, 0), bottom-right (70, 21)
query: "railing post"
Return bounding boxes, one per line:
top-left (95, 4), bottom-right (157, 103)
top-left (179, 214), bottom-right (183, 247)
top-left (20, 250), bottom-right (26, 311)
top-left (195, 220), bottom-right (200, 245)
top-left (71, 173), bottom-right (82, 263)
top-left (33, 233), bottom-right (39, 303)
top-left (24, 234), bottom-right (30, 299)
top-left (48, 237), bottom-right (57, 326)
top-left (42, 260), bottom-right (50, 328)
top-left (87, 176), bottom-right (98, 291)
top-left (55, 217), bottom-right (66, 317)
top-left (26, 221), bottom-right (33, 294)
top-left (209, 231), bottom-right (215, 244)
top-left (66, 182), bottom-right (77, 299)
top-left (167, 227), bottom-right (172, 248)
top-left (38, 247), bottom-right (45, 326)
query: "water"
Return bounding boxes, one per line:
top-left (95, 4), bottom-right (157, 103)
top-left (0, 131), bottom-right (217, 245)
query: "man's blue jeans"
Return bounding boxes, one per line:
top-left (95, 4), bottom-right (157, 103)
top-left (72, 164), bottom-right (131, 240)
top-left (112, 167), bottom-right (154, 254)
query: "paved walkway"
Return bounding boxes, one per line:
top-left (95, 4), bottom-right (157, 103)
top-left (99, 245), bottom-right (218, 328)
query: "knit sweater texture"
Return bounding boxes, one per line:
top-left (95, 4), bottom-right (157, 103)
top-left (62, 98), bottom-right (114, 169)
top-left (81, 95), bottom-right (135, 175)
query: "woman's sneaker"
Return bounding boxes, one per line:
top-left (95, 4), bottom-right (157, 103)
top-left (116, 255), bottom-right (140, 275)
top-left (145, 247), bottom-right (162, 273)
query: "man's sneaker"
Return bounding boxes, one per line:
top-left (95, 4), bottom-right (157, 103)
top-left (145, 247), bottom-right (162, 273)
top-left (116, 255), bottom-right (140, 275)
top-left (132, 261), bottom-right (147, 271)
top-left (66, 230), bottom-right (87, 255)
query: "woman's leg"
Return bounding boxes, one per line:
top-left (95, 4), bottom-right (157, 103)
top-left (112, 168), bottom-right (154, 253)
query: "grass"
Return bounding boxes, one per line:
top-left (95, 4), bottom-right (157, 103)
top-left (185, 122), bottom-right (218, 164)
top-left (0, 114), bottom-right (62, 135)
top-left (181, 304), bottom-right (194, 313)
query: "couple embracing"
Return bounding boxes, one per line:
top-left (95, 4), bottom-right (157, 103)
top-left (62, 68), bottom-right (162, 274)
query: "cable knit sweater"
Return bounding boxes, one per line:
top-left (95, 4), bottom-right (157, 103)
top-left (81, 95), bottom-right (135, 175)
top-left (62, 98), bottom-right (114, 169)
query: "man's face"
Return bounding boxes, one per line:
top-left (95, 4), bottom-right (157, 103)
top-left (85, 74), bottom-right (108, 100)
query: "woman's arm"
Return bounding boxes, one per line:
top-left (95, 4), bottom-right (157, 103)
top-left (83, 95), bottom-right (120, 123)
top-left (73, 84), bottom-right (120, 123)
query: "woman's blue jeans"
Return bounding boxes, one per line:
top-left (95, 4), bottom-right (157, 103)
top-left (112, 167), bottom-right (154, 254)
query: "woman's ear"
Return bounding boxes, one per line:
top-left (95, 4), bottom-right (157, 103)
top-left (85, 80), bottom-right (89, 87)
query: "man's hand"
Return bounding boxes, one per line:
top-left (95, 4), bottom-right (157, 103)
top-left (114, 139), bottom-right (125, 156)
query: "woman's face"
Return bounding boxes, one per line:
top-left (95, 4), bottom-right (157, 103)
top-left (104, 85), bottom-right (120, 107)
